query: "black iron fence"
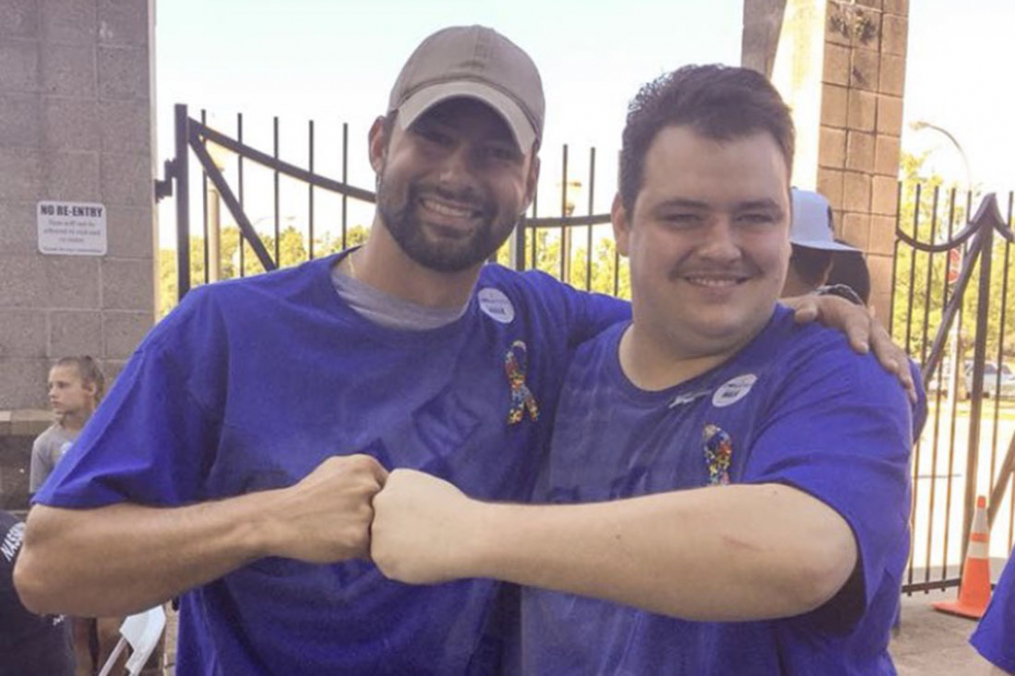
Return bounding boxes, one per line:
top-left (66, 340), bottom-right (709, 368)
top-left (157, 106), bottom-right (1015, 595)
top-left (890, 186), bottom-right (1015, 593)
top-left (155, 105), bottom-right (629, 310)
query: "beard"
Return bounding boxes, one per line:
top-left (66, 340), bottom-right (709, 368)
top-left (375, 174), bottom-right (519, 273)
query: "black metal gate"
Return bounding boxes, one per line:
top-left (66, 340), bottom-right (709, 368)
top-left (155, 104), bottom-right (377, 300)
top-left (891, 188), bottom-right (1015, 593)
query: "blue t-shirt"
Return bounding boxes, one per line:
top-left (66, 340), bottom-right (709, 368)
top-left (519, 306), bottom-right (920, 676)
top-left (34, 254), bottom-right (628, 675)
top-left (971, 548), bottom-right (1015, 672)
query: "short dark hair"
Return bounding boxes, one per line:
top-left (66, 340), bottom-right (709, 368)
top-left (789, 244), bottom-right (833, 288)
top-left (618, 65), bottom-right (795, 214)
top-left (827, 249), bottom-right (871, 304)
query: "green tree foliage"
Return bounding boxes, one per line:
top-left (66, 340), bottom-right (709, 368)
top-left (891, 152), bottom-right (1015, 365)
top-left (158, 223), bottom-right (370, 318)
top-left (497, 227), bottom-right (631, 298)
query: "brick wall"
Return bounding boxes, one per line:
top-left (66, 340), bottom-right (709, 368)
top-left (818, 0), bottom-right (909, 318)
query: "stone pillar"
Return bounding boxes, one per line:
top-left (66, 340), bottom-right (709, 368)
top-left (0, 0), bottom-right (155, 509)
top-left (744, 0), bottom-right (909, 319)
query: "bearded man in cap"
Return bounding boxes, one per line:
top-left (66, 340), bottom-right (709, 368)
top-left (16, 26), bottom-right (911, 674)
top-left (16, 25), bottom-right (626, 674)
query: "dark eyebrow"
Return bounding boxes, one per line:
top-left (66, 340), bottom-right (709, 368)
top-left (652, 198), bottom-right (782, 211)
top-left (735, 199), bottom-right (782, 211)
top-left (654, 199), bottom-right (710, 210)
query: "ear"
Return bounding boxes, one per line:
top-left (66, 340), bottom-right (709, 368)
top-left (611, 193), bottom-right (631, 257)
top-left (82, 380), bottom-right (97, 398)
top-left (521, 152), bottom-right (540, 212)
top-left (368, 116), bottom-right (390, 175)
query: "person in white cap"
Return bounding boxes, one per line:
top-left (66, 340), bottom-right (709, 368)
top-left (782, 188), bottom-right (864, 303)
top-left (17, 26), bottom-right (910, 674)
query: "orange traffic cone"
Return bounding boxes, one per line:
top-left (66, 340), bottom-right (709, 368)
top-left (934, 495), bottom-right (992, 619)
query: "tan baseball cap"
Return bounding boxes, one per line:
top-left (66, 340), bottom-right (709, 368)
top-left (388, 25), bottom-right (545, 152)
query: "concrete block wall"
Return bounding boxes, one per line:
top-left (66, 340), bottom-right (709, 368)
top-left (0, 0), bottom-right (155, 413)
top-left (744, 0), bottom-right (909, 320)
top-left (818, 0), bottom-right (908, 319)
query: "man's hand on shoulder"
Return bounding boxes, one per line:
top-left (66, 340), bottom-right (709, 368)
top-left (264, 454), bottom-right (388, 562)
top-left (784, 294), bottom-right (917, 402)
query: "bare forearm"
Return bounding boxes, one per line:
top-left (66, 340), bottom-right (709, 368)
top-left (15, 495), bottom-right (278, 616)
top-left (17, 455), bottom-right (385, 617)
top-left (464, 484), bottom-right (856, 621)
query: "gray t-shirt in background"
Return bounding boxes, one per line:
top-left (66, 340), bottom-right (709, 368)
top-left (29, 424), bottom-right (78, 493)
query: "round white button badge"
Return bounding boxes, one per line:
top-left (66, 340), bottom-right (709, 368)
top-left (712, 374), bottom-right (758, 408)
top-left (478, 288), bottom-right (515, 324)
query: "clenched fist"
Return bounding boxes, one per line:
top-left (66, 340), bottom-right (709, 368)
top-left (371, 469), bottom-right (482, 584)
top-left (264, 454), bottom-right (387, 563)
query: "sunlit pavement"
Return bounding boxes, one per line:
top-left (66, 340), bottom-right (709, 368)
top-left (892, 587), bottom-right (986, 675)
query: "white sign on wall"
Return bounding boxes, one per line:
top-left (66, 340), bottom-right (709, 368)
top-left (37, 201), bottom-right (107, 256)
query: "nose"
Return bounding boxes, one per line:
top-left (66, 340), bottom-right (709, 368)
top-left (436, 145), bottom-right (479, 193)
top-left (697, 218), bottom-right (741, 262)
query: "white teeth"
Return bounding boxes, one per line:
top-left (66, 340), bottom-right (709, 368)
top-left (687, 276), bottom-right (739, 287)
top-left (421, 198), bottom-right (475, 218)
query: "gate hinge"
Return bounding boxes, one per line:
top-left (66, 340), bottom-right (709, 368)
top-left (154, 158), bottom-right (177, 202)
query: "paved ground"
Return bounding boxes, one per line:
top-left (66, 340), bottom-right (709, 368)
top-left (155, 588), bottom-right (988, 675)
top-left (892, 588), bottom-right (986, 675)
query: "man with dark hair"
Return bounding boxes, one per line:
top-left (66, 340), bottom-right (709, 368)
top-left (372, 65), bottom-right (922, 674)
top-left (16, 26), bottom-right (629, 674)
top-left (18, 29), bottom-right (909, 673)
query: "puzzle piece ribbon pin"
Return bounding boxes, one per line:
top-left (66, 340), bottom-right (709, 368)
top-left (504, 340), bottom-right (539, 424)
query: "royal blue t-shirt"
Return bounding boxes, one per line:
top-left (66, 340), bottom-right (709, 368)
top-left (519, 306), bottom-right (920, 675)
top-left (971, 548), bottom-right (1015, 672)
top-left (34, 254), bottom-right (628, 675)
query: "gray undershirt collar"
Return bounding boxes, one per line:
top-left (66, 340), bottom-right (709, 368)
top-left (330, 259), bottom-right (469, 331)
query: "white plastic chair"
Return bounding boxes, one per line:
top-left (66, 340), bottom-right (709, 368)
top-left (97, 605), bottom-right (167, 676)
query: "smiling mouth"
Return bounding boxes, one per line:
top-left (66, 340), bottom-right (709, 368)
top-left (418, 197), bottom-right (483, 221)
top-left (684, 275), bottom-right (750, 288)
